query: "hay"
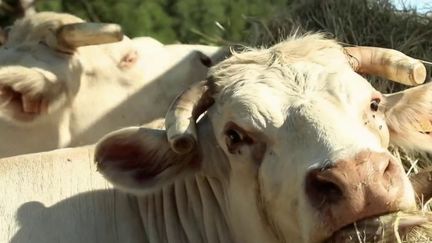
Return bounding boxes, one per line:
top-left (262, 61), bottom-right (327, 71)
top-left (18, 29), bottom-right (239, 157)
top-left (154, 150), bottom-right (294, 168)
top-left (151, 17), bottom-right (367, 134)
top-left (326, 211), bottom-right (432, 243)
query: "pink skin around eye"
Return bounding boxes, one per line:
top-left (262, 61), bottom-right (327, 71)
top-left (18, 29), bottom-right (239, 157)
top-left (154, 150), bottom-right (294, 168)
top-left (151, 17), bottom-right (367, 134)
top-left (371, 91), bottom-right (383, 103)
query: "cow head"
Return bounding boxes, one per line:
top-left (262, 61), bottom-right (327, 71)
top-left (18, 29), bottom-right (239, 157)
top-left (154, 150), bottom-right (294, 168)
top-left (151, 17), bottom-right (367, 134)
top-left (95, 34), bottom-right (431, 242)
top-left (0, 12), bottom-right (134, 122)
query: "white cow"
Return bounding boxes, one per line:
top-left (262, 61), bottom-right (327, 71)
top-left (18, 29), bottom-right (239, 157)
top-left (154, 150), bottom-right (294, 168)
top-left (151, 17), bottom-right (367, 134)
top-left (0, 12), bottom-right (227, 158)
top-left (0, 146), bottom-right (145, 243)
top-left (2, 34), bottom-right (431, 243)
top-left (95, 34), bottom-right (432, 242)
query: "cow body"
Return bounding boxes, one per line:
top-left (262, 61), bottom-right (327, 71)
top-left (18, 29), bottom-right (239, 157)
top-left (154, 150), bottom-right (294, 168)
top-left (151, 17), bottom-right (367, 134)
top-left (0, 12), bottom-right (227, 158)
top-left (0, 146), bottom-right (143, 243)
top-left (0, 145), bottom-right (235, 243)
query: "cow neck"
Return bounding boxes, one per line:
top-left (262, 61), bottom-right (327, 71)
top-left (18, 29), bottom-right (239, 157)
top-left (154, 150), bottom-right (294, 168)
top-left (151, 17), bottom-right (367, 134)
top-left (134, 173), bottom-right (234, 243)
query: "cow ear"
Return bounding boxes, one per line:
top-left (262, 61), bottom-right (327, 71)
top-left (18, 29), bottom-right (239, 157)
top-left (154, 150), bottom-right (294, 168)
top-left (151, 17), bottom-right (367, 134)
top-left (118, 50), bottom-right (138, 69)
top-left (94, 126), bottom-right (201, 194)
top-left (410, 168), bottom-right (432, 203)
top-left (0, 66), bottom-right (67, 123)
top-left (384, 83), bottom-right (432, 153)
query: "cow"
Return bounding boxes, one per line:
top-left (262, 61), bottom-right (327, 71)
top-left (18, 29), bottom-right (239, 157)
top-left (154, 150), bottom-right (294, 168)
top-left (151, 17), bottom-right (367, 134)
top-left (93, 34), bottom-right (432, 242)
top-left (0, 11), bottom-right (227, 158)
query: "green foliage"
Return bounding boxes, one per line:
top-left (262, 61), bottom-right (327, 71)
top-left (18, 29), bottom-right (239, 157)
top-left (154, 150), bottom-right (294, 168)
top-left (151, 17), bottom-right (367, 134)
top-left (32, 0), bottom-right (292, 44)
top-left (0, 0), bottom-right (428, 48)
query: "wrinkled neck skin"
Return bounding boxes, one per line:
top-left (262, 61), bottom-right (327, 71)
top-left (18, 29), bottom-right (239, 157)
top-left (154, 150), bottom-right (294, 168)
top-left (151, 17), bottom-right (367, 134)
top-left (133, 117), bottom-right (281, 243)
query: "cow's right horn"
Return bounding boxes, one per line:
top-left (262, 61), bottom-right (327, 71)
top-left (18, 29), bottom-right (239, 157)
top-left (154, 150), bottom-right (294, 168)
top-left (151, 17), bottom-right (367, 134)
top-left (56, 23), bottom-right (123, 50)
top-left (344, 46), bottom-right (427, 86)
top-left (165, 80), bottom-right (215, 154)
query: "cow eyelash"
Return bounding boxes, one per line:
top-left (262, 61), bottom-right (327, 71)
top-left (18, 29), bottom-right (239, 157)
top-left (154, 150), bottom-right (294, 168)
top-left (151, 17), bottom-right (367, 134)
top-left (224, 124), bottom-right (254, 154)
top-left (3, 26), bottom-right (11, 39)
top-left (38, 40), bottom-right (48, 47)
top-left (370, 98), bottom-right (380, 112)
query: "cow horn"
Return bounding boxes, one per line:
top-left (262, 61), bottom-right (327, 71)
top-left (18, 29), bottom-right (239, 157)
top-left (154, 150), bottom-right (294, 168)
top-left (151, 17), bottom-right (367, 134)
top-left (165, 80), bottom-right (214, 154)
top-left (344, 46), bottom-right (427, 86)
top-left (56, 23), bottom-right (123, 50)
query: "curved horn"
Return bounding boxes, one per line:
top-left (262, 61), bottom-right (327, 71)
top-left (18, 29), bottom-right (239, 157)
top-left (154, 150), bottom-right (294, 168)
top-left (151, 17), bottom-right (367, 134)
top-left (344, 46), bottom-right (427, 86)
top-left (56, 23), bottom-right (123, 50)
top-left (165, 80), bottom-right (214, 154)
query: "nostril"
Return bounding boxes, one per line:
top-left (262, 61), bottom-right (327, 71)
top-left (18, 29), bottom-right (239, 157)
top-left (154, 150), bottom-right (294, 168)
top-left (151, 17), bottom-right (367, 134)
top-left (305, 171), bottom-right (344, 209)
top-left (382, 158), bottom-right (397, 176)
top-left (384, 160), bottom-right (391, 173)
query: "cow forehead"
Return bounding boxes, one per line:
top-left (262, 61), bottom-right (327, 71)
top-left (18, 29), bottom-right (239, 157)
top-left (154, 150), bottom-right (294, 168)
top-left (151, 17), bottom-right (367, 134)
top-left (209, 34), bottom-right (378, 130)
top-left (212, 60), bottom-right (375, 133)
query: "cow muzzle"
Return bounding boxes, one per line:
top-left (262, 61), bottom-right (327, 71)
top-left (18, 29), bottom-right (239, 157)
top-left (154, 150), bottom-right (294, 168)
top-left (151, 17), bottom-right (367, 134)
top-left (305, 151), bottom-right (415, 235)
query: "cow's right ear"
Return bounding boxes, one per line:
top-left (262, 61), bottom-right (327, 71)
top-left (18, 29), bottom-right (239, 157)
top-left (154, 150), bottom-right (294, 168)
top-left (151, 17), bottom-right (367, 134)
top-left (94, 126), bottom-right (201, 194)
top-left (384, 82), bottom-right (432, 153)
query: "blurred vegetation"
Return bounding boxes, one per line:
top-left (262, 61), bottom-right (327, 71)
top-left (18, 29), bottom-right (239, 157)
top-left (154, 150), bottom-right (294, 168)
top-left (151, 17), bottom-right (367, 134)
top-left (34, 0), bottom-right (291, 44)
top-left (0, 1), bottom-right (430, 49)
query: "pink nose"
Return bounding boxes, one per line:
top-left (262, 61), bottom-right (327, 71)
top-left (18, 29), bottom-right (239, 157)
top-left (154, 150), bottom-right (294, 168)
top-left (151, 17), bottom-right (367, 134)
top-left (305, 151), bottom-right (410, 232)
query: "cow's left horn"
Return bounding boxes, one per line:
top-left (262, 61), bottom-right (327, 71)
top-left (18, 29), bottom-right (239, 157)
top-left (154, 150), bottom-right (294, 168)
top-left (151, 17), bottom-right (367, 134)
top-left (344, 46), bottom-right (426, 86)
top-left (165, 80), bottom-right (214, 154)
top-left (56, 23), bottom-right (123, 50)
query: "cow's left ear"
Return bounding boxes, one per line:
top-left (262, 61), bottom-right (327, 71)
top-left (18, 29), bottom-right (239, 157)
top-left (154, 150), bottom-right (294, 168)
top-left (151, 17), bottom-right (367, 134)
top-left (410, 168), bottom-right (432, 202)
top-left (384, 82), bottom-right (432, 153)
top-left (94, 126), bottom-right (201, 194)
top-left (118, 50), bottom-right (138, 69)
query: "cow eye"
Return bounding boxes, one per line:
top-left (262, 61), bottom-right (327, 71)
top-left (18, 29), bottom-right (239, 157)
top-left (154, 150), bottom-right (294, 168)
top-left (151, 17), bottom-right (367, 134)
top-left (3, 26), bottom-right (11, 38)
top-left (370, 98), bottom-right (380, 112)
top-left (226, 128), bottom-right (243, 146)
top-left (224, 126), bottom-right (248, 154)
top-left (224, 124), bottom-right (256, 155)
top-left (38, 40), bottom-right (48, 47)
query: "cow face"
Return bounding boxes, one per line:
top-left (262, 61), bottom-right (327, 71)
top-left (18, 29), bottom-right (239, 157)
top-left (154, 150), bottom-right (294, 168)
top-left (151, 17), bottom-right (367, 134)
top-left (0, 12), bottom-right (130, 122)
top-left (204, 37), bottom-right (426, 242)
top-left (95, 34), bottom-right (430, 242)
top-left (207, 59), bottom-right (416, 242)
